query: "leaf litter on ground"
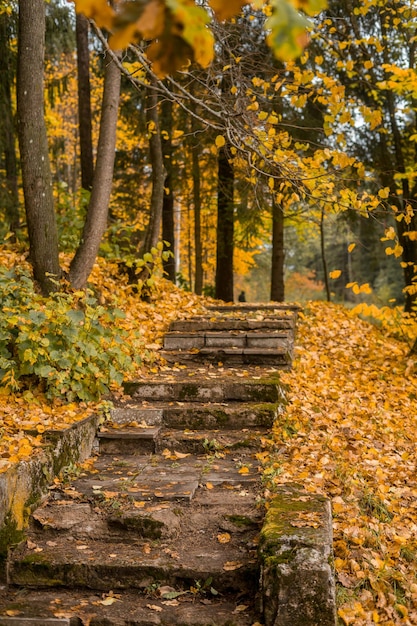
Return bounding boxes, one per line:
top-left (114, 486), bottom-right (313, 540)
top-left (271, 301), bottom-right (417, 625)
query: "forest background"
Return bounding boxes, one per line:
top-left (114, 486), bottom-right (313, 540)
top-left (0, 0), bottom-right (416, 314)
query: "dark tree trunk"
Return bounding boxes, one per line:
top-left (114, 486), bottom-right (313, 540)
top-left (270, 191), bottom-right (285, 301)
top-left (17, 0), bottom-right (61, 295)
top-left (69, 50), bottom-right (121, 289)
top-left (139, 78), bottom-right (165, 257)
top-left (0, 11), bottom-right (20, 236)
top-left (76, 13), bottom-right (94, 191)
top-left (215, 144), bottom-right (234, 302)
top-left (320, 206), bottom-right (331, 302)
top-left (161, 97), bottom-right (176, 282)
top-left (191, 112), bottom-right (203, 295)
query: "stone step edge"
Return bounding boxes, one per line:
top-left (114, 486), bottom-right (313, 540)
top-left (123, 379), bottom-right (287, 403)
top-left (0, 588), bottom-right (258, 626)
top-left (160, 349), bottom-right (292, 367)
top-left (206, 304), bottom-right (301, 312)
top-left (259, 484), bottom-right (337, 626)
top-left (170, 317), bottom-right (297, 329)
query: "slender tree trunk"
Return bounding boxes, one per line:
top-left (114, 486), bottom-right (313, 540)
top-left (161, 96), bottom-right (176, 282)
top-left (139, 78), bottom-right (165, 257)
top-left (191, 112), bottom-right (203, 295)
top-left (0, 12), bottom-right (20, 236)
top-left (17, 0), bottom-right (61, 295)
top-left (215, 144), bottom-right (234, 302)
top-left (379, 14), bottom-right (417, 312)
top-left (69, 50), bottom-right (121, 288)
top-left (76, 13), bottom-right (94, 191)
top-left (320, 206), bottom-right (331, 302)
top-left (270, 187), bottom-right (285, 301)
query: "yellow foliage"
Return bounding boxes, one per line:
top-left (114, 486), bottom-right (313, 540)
top-left (73, 0), bottom-right (115, 28)
top-left (329, 270), bottom-right (342, 279)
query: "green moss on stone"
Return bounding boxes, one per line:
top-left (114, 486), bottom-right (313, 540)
top-left (225, 514), bottom-right (257, 528)
top-left (178, 384), bottom-right (200, 401)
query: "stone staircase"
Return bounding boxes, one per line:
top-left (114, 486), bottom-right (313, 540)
top-left (0, 305), bottom-right (336, 626)
top-left (160, 304), bottom-right (298, 368)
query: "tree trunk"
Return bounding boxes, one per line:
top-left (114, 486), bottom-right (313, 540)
top-left (0, 11), bottom-right (20, 237)
top-left (161, 96), bottom-right (176, 282)
top-left (139, 78), bottom-right (166, 257)
top-left (69, 50), bottom-right (121, 289)
top-left (76, 13), bottom-right (94, 191)
top-left (320, 206), bottom-right (331, 302)
top-left (191, 113), bottom-right (203, 295)
top-left (270, 190), bottom-right (285, 301)
top-left (215, 144), bottom-right (234, 302)
top-left (17, 0), bottom-right (61, 295)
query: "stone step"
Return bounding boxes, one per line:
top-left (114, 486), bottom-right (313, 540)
top-left (97, 426), bottom-right (161, 455)
top-left (61, 451), bottom-right (262, 504)
top-left (170, 317), bottom-right (296, 332)
top-left (156, 428), bottom-right (268, 455)
top-left (32, 486), bottom-right (262, 541)
top-left (8, 536), bottom-right (259, 593)
top-left (161, 347), bottom-right (291, 367)
top-left (163, 330), bottom-right (293, 350)
top-left (98, 426), bottom-right (269, 455)
top-left (109, 401), bottom-right (280, 430)
top-left (123, 377), bottom-right (285, 403)
top-left (206, 303), bottom-right (300, 312)
top-left (0, 588), bottom-right (258, 625)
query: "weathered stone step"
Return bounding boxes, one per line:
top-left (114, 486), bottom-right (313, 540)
top-left (156, 428), bottom-right (268, 455)
top-left (109, 401), bottom-right (280, 430)
top-left (170, 317), bottom-right (296, 332)
top-left (163, 330), bottom-right (293, 350)
top-left (0, 587), bottom-right (258, 625)
top-left (62, 451), bottom-right (261, 504)
top-left (8, 536), bottom-right (259, 593)
top-left (123, 377), bottom-right (285, 403)
top-left (207, 303), bottom-right (300, 312)
top-left (161, 347), bottom-right (291, 367)
top-left (98, 426), bottom-right (268, 456)
top-left (97, 426), bottom-right (161, 455)
top-left (33, 486), bottom-right (262, 541)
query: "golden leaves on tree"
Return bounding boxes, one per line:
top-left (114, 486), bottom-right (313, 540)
top-left (72, 0), bottom-right (327, 74)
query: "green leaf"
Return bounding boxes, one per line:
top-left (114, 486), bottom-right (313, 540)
top-left (266, 0), bottom-right (310, 61)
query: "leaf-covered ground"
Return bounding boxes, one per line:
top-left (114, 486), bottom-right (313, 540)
top-left (275, 302), bottom-right (417, 625)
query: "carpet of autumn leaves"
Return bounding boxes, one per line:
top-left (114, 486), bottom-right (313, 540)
top-left (274, 302), bottom-right (417, 626)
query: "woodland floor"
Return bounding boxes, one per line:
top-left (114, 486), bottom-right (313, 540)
top-left (0, 256), bottom-right (416, 625)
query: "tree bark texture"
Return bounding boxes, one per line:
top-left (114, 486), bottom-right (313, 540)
top-left (161, 97), bottom-right (176, 282)
top-left (0, 11), bottom-right (20, 236)
top-left (69, 50), bottom-right (121, 289)
top-left (17, 0), bottom-right (61, 294)
top-left (76, 13), bottom-right (94, 191)
top-left (270, 194), bottom-right (285, 301)
top-left (139, 79), bottom-right (165, 258)
top-left (191, 109), bottom-right (203, 295)
top-left (321, 206), bottom-right (331, 302)
top-left (215, 144), bottom-right (234, 302)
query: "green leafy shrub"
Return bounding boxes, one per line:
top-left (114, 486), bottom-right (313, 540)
top-left (0, 265), bottom-right (138, 402)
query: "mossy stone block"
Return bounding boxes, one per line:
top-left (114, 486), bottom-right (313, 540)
top-left (259, 484), bottom-right (337, 626)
